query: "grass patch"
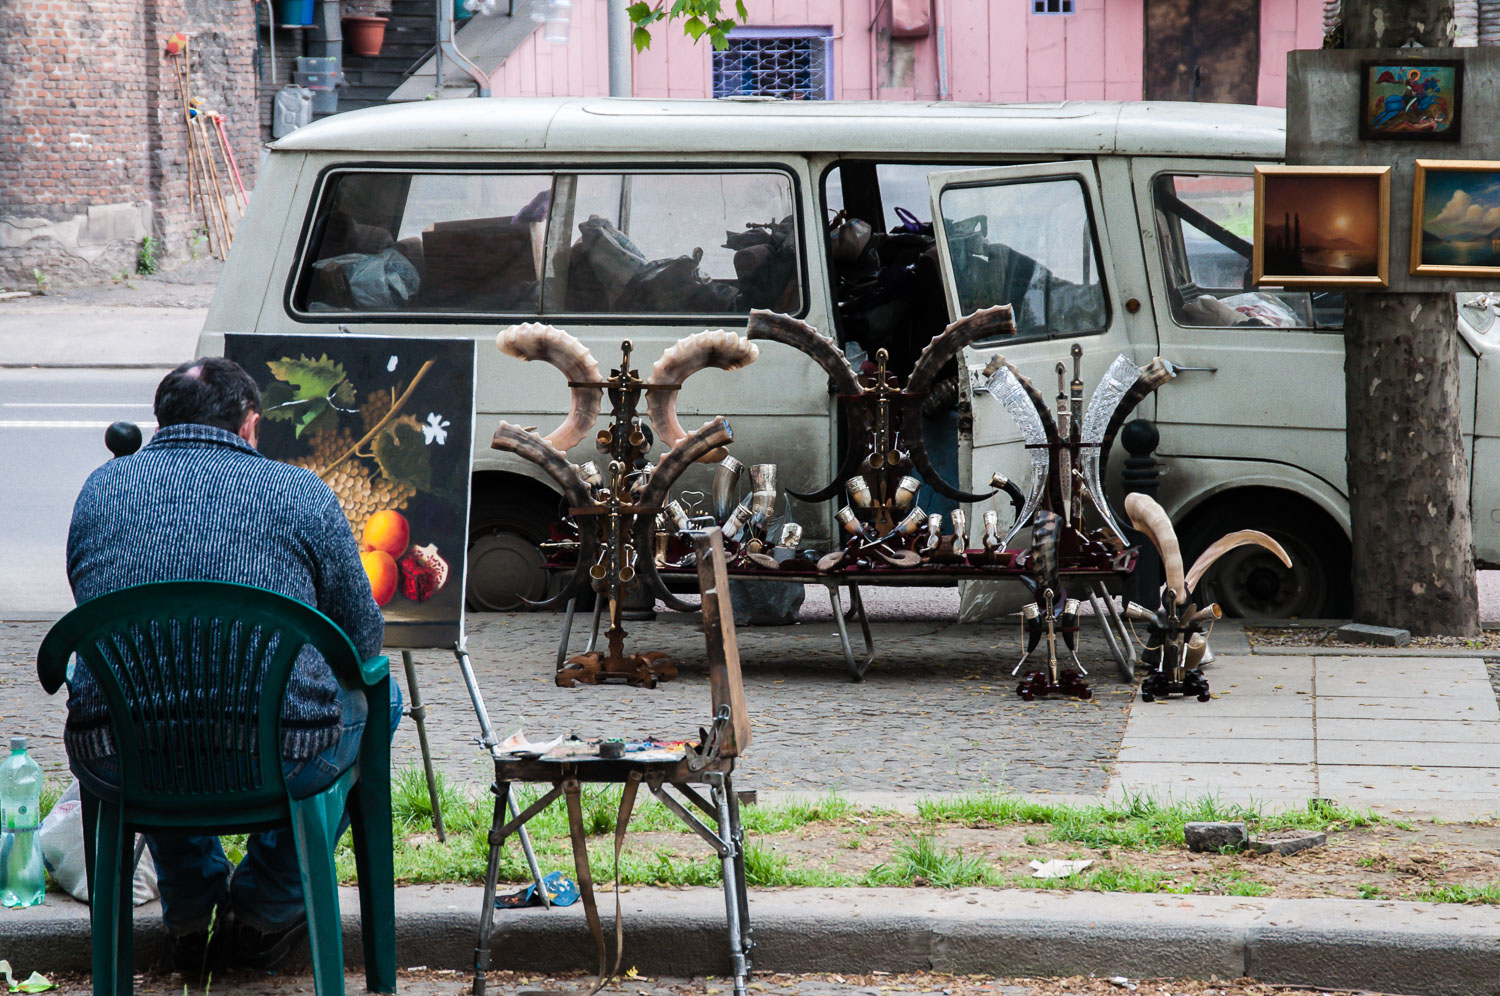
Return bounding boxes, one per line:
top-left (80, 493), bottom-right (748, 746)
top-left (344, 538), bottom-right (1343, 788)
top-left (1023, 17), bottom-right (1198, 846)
top-left (1415, 881), bottom-right (1500, 904)
top-left (916, 791), bottom-right (1403, 851)
top-left (864, 836), bottom-right (1000, 888)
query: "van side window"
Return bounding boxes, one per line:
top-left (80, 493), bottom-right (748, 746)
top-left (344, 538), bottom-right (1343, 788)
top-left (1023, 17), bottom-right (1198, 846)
top-left (546, 171), bottom-right (799, 315)
top-left (1151, 173), bottom-right (1344, 330)
top-left (297, 171), bottom-right (550, 314)
top-left (293, 169), bottom-right (800, 319)
top-left (935, 177), bottom-right (1109, 338)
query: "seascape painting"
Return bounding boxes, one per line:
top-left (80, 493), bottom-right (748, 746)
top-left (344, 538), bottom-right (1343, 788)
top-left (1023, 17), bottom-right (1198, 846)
top-left (1360, 60), bottom-right (1462, 142)
top-left (226, 334), bottom-right (477, 649)
top-left (1412, 161), bottom-right (1500, 276)
top-left (1254, 167), bottom-right (1390, 287)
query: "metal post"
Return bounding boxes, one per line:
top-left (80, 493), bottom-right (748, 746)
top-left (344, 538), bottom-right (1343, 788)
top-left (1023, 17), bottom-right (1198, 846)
top-left (402, 650), bottom-right (447, 841)
top-left (607, 0), bottom-right (632, 96)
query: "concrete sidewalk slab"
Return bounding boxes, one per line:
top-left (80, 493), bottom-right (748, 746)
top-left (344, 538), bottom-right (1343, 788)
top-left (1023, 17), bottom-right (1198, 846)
top-left (7, 885), bottom-right (1500, 996)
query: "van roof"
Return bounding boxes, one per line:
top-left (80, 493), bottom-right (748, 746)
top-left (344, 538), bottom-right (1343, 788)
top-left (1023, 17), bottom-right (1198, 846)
top-left (272, 97), bottom-right (1285, 159)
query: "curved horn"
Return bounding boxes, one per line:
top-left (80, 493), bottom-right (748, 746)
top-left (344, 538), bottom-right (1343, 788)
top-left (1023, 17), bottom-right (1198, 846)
top-left (645, 329), bottom-right (759, 462)
top-left (1030, 509), bottom-right (1062, 598)
top-left (1185, 530), bottom-right (1291, 598)
top-left (496, 324), bottom-right (604, 452)
top-left (1099, 357), bottom-right (1174, 475)
top-left (632, 417), bottom-right (736, 613)
top-left (787, 434), bottom-right (864, 503)
top-left (490, 420), bottom-right (598, 610)
top-left (1124, 492), bottom-right (1186, 606)
top-left (907, 305), bottom-right (1016, 395)
top-left (747, 310), bottom-right (861, 396)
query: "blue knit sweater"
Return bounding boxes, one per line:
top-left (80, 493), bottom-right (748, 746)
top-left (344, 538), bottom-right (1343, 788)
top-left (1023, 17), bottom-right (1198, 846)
top-left (65, 423), bottom-right (384, 761)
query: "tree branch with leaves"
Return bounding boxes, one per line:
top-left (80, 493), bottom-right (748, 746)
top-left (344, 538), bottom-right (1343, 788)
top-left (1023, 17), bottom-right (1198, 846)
top-left (627, 0), bottom-right (749, 50)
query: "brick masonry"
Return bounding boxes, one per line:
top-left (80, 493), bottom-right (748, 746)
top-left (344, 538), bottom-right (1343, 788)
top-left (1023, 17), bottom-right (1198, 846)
top-left (0, 0), bottom-right (260, 287)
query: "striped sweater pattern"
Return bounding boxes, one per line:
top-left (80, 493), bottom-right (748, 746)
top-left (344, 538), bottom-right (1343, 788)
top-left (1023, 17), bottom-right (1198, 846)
top-left (65, 423), bottom-right (384, 761)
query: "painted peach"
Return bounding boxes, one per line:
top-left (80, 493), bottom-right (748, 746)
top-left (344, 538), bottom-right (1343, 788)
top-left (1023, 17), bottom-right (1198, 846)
top-left (361, 549), bottom-right (399, 606)
top-left (362, 509), bottom-right (410, 558)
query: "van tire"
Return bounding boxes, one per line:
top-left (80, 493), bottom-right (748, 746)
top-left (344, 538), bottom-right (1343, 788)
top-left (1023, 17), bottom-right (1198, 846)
top-left (1178, 495), bottom-right (1352, 620)
top-left (466, 501), bottom-right (556, 613)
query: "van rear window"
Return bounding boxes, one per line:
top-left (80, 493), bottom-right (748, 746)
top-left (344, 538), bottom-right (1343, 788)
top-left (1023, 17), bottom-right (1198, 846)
top-left (291, 169), bottom-right (801, 319)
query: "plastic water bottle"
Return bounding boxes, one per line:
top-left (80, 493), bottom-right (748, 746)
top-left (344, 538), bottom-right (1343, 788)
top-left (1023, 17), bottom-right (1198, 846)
top-left (0, 737), bottom-right (45, 908)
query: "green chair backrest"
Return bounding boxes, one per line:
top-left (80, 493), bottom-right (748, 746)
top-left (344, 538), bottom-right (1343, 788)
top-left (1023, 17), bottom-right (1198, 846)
top-left (38, 581), bottom-right (363, 826)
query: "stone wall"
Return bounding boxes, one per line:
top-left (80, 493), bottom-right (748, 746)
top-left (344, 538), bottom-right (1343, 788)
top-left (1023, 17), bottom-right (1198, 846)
top-left (0, 0), bottom-right (259, 287)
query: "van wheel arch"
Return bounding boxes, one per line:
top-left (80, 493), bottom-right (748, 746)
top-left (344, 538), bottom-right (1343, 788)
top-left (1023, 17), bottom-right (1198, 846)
top-left (466, 472), bottom-right (563, 612)
top-left (1176, 488), bottom-right (1352, 619)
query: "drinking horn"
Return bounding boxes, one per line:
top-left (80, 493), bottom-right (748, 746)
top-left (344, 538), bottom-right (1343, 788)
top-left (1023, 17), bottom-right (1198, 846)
top-left (490, 420), bottom-right (599, 610)
top-left (1184, 529), bottom-right (1291, 604)
top-left (631, 417), bottom-right (736, 611)
top-left (1124, 492), bottom-right (1186, 608)
top-left (645, 329), bottom-right (759, 463)
top-left (898, 305), bottom-right (1016, 502)
top-left (495, 324), bottom-right (604, 452)
top-left (747, 309), bottom-right (864, 502)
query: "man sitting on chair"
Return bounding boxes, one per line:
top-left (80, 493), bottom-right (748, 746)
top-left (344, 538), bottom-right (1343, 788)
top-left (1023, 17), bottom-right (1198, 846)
top-left (63, 357), bottom-right (401, 975)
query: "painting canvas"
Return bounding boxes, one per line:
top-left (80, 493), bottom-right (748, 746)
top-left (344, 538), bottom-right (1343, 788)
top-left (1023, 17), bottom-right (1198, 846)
top-left (1359, 60), bottom-right (1462, 142)
top-left (226, 334), bottom-right (476, 649)
top-left (1253, 166), bottom-right (1390, 288)
top-left (1411, 161), bottom-right (1500, 276)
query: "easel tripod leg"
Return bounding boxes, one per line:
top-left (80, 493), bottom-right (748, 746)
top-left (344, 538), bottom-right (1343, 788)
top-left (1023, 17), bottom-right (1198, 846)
top-left (711, 773), bottom-right (751, 996)
top-left (402, 649), bottom-right (447, 841)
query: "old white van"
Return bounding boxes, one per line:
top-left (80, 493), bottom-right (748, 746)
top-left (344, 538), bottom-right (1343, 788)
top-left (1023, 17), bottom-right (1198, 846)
top-left (198, 97), bottom-right (1500, 618)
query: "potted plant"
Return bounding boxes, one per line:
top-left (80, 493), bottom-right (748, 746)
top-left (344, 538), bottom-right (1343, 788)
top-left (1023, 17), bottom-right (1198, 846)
top-left (342, 0), bottom-right (390, 56)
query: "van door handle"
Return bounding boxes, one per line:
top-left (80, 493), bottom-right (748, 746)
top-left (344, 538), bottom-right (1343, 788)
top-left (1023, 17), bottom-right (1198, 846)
top-left (1163, 360), bottom-right (1217, 375)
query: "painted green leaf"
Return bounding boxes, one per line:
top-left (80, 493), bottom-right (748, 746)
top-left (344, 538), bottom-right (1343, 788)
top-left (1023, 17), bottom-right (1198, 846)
top-left (260, 381), bottom-right (297, 422)
top-left (267, 354), bottom-right (348, 399)
top-left (374, 415), bottom-right (432, 492)
top-left (262, 354), bottom-right (352, 438)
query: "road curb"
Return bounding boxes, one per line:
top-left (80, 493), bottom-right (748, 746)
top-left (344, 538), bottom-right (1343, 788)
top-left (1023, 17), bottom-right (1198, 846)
top-left (4, 885), bottom-right (1499, 994)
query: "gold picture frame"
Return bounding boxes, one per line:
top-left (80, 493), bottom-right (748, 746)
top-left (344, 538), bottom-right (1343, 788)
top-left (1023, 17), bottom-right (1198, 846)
top-left (1411, 159), bottom-right (1500, 277)
top-left (1253, 165), bottom-right (1391, 288)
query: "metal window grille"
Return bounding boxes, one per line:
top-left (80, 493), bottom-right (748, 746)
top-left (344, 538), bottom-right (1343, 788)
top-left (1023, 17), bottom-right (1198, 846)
top-left (1032, 0), bottom-right (1074, 12)
top-left (712, 33), bottom-right (830, 100)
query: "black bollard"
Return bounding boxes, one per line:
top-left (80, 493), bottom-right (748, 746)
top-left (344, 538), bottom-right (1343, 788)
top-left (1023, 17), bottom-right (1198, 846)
top-left (1120, 419), bottom-right (1163, 609)
top-left (105, 420), bottom-right (142, 459)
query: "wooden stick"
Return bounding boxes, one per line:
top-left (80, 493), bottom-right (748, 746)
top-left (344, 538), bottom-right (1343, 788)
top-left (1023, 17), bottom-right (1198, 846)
top-left (196, 113), bottom-right (233, 249)
top-left (181, 42), bottom-right (229, 259)
top-left (212, 114), bottom-right (248, 214)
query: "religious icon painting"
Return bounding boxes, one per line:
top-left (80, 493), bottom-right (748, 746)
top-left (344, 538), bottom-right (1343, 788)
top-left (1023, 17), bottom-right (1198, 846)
top-left (1253, 165), bottom-right (1391, 288)
top-left (1359, 59), bottom-right (1462, 142)
top-left (1411, 160), bottom-right (1500, 278)
top-left (226, 334), bottom-right (477, 649)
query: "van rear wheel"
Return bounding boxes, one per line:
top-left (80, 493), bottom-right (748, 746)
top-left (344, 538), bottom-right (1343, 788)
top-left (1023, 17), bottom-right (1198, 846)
top-left (1180, 500), bottom-right (1351, 619)
top-left (466, 505), bottom-right (554, 612)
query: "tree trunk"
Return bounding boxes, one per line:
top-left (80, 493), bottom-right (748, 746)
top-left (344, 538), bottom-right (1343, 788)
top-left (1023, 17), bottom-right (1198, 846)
top-left (1338, 0), bottom-right (1478, 636)
top-left (1344, 294), bottom-right (1478, 635)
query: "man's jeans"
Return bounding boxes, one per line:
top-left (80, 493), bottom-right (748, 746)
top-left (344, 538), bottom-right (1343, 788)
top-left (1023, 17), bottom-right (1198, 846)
top-left (79, 682), bottom-right (402, 934)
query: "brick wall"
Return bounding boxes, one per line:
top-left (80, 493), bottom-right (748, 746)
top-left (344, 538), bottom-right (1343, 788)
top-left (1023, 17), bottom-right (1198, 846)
top-left (0, 0), bottom-right (259, 287)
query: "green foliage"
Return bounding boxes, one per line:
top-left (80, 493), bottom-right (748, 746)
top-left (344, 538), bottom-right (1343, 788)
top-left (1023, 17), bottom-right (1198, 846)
top-left (864, 836), bottom-right (998, 888)
top-left (626, 0), bottom-right (749, 51)
top-left (1415, 881), bottom-right (1500, 905)
top-left (31, 269), bottom-right (47, 291)
top-left (263, 354), bottom-right (357, 438)
top-left (136, 235), bottom-right (161, 275)
top-left (1357, 882), bottom-right (1385, 899)
top-left (372, 414), bottom-right (433, 491)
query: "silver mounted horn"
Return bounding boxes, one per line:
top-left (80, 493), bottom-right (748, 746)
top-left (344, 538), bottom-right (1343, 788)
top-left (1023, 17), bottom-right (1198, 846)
top-left (984, 363), bottom-right (1051, 549)
top-left (846, 476), bottom-right (873, 508)
top-left (982, 509), bottom-right (1001, 551)
top-left (1078, 353), bottom-right (1140, 543)
top-left (893, 475), bottom-right (922, 509)
top-left (778, 522), bottom-right (803, 549)
top-left (894, 505), bottom-right (927, 537)
top-left (748, 463), bottom-right (777, 493)
top-left (950, 508), bottom-right (968, 551)
top-left (711, 455), bottom-right (744, 522)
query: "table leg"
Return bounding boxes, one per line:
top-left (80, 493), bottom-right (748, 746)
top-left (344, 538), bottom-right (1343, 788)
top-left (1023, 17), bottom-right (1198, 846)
top-left (472, 780), bottom-right (511, 996)
top-left (1086, 583), bottom-right (1134, 683)
top-left (402, 650), bottom-right (446, 841)
top-left (555, 598), bottom-right (578, 669)
top-left (824, 582), bottom-right (876, 682)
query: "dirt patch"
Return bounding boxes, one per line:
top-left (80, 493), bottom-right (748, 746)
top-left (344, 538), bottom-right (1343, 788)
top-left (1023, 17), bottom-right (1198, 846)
top-left (615, 816), bottom-right (1500, 902)
top-left (1246, 626), bottom-right (1500, 650)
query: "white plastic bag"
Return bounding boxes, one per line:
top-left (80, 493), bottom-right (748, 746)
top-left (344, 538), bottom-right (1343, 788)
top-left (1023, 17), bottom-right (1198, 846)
top-left (39, 782), bottom-right (159, 906)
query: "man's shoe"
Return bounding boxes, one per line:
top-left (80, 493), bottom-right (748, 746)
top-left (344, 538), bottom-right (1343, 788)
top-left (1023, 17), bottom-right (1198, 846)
top-left (235, 913), bottom-right (309, 969)
top-left (170, 917), bottom-right (234, 982)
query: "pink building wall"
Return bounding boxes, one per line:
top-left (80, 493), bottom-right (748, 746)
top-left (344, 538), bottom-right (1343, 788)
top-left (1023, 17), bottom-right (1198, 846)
top-left (484, 0), bottom-right (1319, 108)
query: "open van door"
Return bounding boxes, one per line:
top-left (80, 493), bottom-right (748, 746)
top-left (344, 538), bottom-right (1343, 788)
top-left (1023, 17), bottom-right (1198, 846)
top-left (926, 161), bottom-right (1142, 617)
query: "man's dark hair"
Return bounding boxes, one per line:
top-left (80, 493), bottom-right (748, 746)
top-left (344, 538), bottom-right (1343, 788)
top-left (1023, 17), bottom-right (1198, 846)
top-left (154, 357), bottom-right (262, 432)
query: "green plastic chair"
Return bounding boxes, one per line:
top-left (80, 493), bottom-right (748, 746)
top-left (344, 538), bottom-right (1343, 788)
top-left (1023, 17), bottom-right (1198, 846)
top-left (36, 581), bottom-right (396, 996)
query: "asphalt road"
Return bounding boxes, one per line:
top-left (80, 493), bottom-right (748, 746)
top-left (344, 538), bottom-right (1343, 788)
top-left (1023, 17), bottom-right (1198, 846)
top-left (0, 367), bottom-right (166, 614)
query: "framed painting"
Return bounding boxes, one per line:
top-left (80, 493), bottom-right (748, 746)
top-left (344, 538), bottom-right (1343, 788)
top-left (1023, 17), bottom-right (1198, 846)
top-left (1253, 165), bottom-right (1391, 288)
top-left (1359, 59), bottom-right (1462, 142)
top-left (225, 334), bottom-right (477, 649)
top-left (1411, 160), bottom-right (1500, 277)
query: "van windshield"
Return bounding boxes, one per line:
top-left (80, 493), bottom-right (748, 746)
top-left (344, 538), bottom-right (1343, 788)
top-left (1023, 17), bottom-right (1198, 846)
top-left (1151, 172), bottom-right (1344, 330)
top-left (291, 168), bottom-right (801, 319)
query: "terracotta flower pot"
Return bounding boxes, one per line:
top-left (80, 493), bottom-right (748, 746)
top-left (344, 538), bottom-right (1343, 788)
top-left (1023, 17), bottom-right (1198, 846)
top-left (343, 15), bottom-right (388, 57)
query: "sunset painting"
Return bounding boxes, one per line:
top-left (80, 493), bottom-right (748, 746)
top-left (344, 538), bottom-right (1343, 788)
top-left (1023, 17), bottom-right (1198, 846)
top-left (1412, 160), bottom-right (1500, 276)
top-left (1253, 166), bottom-right (1390, 288)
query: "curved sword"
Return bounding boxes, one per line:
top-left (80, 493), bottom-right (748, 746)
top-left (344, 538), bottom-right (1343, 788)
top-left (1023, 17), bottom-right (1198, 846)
top-left (984, 365), bottom-right (1051, 549)
top-left (1078, 354), bottom-right (1140, 543)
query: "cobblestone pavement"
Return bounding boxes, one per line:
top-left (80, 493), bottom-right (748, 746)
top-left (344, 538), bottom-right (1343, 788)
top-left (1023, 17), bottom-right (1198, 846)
top-left (1, 586), bottom-right (1134, 797)
top-left (43, 969), bottom-right (1334, 996)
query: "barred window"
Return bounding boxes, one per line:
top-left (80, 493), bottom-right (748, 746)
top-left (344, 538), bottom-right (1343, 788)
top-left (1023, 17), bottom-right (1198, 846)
top-left (1032, 0), bottom-right (1074, 12)
top-left (712, 30), bottom-right (831, 101)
